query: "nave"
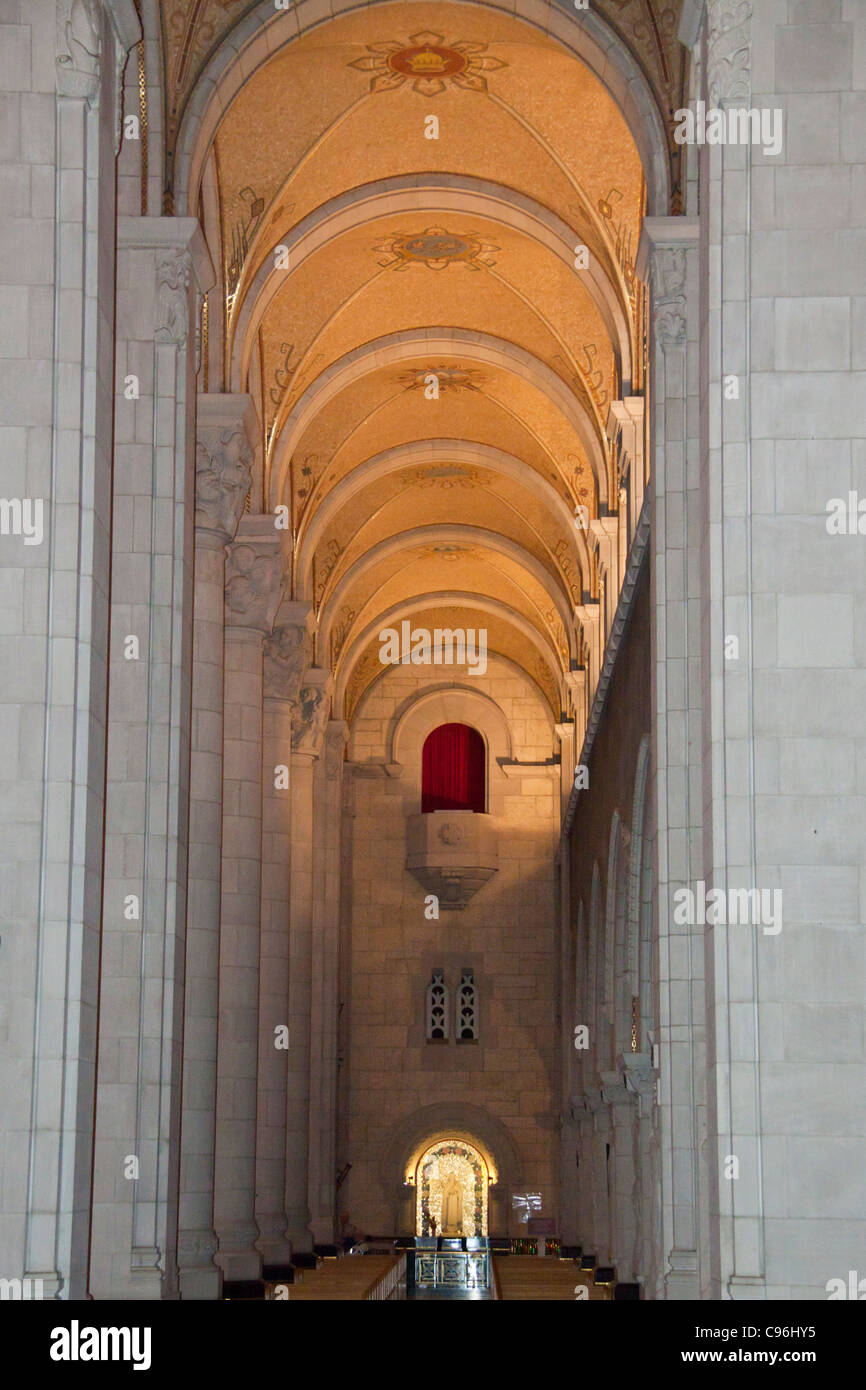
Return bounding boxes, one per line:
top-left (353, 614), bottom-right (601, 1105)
top-left (3, 0), bottom-right (865, 1313)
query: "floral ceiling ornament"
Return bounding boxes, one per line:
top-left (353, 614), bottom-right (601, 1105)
top-left (349, 31), bottom-right (506, 97)
top-left (400, 466), bottom-right (491, 492)
top-left (374, 228), bottom-right (499, 271)
top-left (414, 542), bottom-right (483, 561)
top-left (397, 366), bottom-right (486, 393)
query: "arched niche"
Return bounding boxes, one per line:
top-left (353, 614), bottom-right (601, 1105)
top-left (371, 684), bottom-right (518, 820)
top-left (383, 1100), bottom-right (524, 1236)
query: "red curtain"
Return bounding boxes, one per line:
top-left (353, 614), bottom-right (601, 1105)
top-left (422, 723), bottom-right (485, 813)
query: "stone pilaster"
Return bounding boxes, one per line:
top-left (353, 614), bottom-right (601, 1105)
top-left (90, 213), bottom-right (212, 1299)
top-left (255, 603), bottom-right (313, 1269)
top-left (589, 1097), bottom-right (612, 1263)
top-left (284, 668), bottom-right (333, 1249)
top-left (177, 393), bottom-right (255, 1299)
top-left (213, 515), bottom-right (287, 1283)
top-left (308, 718), bottom-right (348, 1245)
top-left (602, 1068), bottom-right (639, 1281)
top-left (637, 213), bottom-right (703, 1300)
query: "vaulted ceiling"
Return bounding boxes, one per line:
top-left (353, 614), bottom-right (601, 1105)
top-left (169, 1), bottom-right (678, 722)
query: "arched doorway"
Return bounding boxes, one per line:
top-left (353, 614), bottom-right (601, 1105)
top-left (415, 1139), bottom-right (489, 1236)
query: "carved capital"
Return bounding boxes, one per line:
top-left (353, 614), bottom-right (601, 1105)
top-left (637, 219), bottom-right (698, 356)
top-left (263, 624), bottom-right (308, 703)
top-left (57, 0), bottom-right (102, 101)
top-left (225, 520), bottom-right (287, 634)
top-left (196, 395), bottom-right (259, 543)
top-left (649, 247), bottom-right (686, 347)
top-left (707, 0), bottom-right (753, 105)
top-left (196, 428), bottom-right (251, 540)
top-left (650, 245), bottom-right (687, 301)
top-left (155, 247), bottom-right (192, 345)
top-left (291, 674), bottom-right (333, 758)
top-left (600, 1069), bottom-right (635, 1108)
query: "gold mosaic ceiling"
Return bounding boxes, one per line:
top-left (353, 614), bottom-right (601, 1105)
top-left (161, 1), bottom-right (678, 721)
top-left (158, 0), bottom-right (687, 208)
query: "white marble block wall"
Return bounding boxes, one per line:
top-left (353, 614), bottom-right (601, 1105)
top-left (693, 0), bottom-right (866, 1299)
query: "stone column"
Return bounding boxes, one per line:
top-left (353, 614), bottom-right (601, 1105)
top-left (177, 394), bottom-right (256, 1299)
top-left (255, 604), bottom-right (312, 1270)
top-left (284, 669), bottom-right (332, 1249)
top-left (637, 213), bottom-right (703, 1300)
top-left (308, 718), bottom-right (348, 1245)
top-left (213, 516), bottom-right (286, 1283)
top-left (90, 213), bottom-right (213, 1299)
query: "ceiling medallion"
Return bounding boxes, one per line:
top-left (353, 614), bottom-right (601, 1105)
top-left (414, 542), bottom-right (482, 561)
top-left (400, 466), bottom-right (489, 493)
top-left (397, 366), bottom-right (485, 393)
top-left (374, 227), bottom-right (499, 271)
top-left (349, 31), bottom-right (506, 97)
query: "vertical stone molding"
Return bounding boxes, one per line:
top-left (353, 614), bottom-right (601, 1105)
top-left (213, 515), bottom-right (287, 1283)
top-left (88, 213), bottom-right (212, 1299)
top-left (177, 392), bottom-right (257, 1300)
top-left (284, 668), bottom-right (333, 1248)
top-left (256, 602), bottom-right (315, 1269)
top-left (638, 214), bottom-right (703, 1301)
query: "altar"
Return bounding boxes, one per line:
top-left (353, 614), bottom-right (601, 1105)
top-left (407, 1237), bottom-right (491, 1294)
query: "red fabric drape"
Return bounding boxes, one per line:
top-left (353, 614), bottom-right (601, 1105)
top-left (421, 723), bottom-right (485, 813)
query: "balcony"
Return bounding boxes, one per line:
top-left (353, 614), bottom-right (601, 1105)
top-left (405, 810), bottom-right (498, 911)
